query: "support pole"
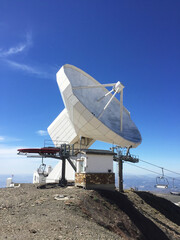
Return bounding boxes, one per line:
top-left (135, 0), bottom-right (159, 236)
top-left (67, 158), bottom-right (76, 171)
top-left (118, 160), bottom-right (123, 192)
top-left (59, 157), bottom-right (67, 186)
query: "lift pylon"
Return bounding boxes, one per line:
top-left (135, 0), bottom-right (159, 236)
top-left (112, 145), bottom-right (139, 192)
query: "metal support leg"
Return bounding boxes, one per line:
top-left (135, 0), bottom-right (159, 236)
top-left (67, 158), bottom-right (76, 171)
top-left (119, 160), bottom-right (123, 192)
top-left (59, 157), bottom-right (67, 186)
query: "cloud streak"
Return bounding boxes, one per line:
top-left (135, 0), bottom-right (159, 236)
top-left (36, 130), bottom-right (48, 136)
top-left (5, 60), bottom-right (54, 79)
top-left (0, 32), bottom-right (54, 79)
top-left (0, 136), bottom-right (22, 143)
top-left (0, 145), bottom-right (58, 175)
top-left (0, 136), bottom-right (5, 141)
top-left (1, 44), bottom-right (26, 57)
top-left (0, 32), bottom-right (32, 57)
top-left (0, 145), bottom-right (33, 175)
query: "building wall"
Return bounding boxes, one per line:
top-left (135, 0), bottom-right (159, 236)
top-left (77, 153), bottom-right (113, 173)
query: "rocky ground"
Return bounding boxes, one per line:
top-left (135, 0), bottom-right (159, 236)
top-left (0, 183), bottom-right (179, 240)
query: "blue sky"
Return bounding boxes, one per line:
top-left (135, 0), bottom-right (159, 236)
top-left (0, 0), bottom-right (180, 177)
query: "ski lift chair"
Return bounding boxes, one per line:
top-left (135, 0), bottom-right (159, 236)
top-left (155, 176), bottom-right (169, 189)
top-left (170, 178), bottom-right (180, 195)
top-left (154, 168), bottom-right (169, 189)
top-left (37, 158), bottom-right (48, 177)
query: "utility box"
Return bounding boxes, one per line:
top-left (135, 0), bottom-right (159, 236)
top-left (75, 149), bottom-right (115, 191)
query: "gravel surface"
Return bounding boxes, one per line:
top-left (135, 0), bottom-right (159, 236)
top-left (0, 184), bottom-right (120, 240)
top-left (0, 184), bottom-right (179, 240)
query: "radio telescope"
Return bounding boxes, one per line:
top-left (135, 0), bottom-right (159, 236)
top-left (48, 64), bottom-right (142, 149)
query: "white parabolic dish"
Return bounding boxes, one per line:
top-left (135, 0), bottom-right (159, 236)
top-left (48, 64), bottom-right (142, 148)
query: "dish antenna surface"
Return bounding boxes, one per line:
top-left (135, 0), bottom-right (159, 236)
top-left (48, 64), bottom-right (142, 149)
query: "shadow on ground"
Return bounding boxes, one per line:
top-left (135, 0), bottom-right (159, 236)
top-left (79, 190), bottom-right (171, 240)
top-left (136, 191), bottom-right (180, 226)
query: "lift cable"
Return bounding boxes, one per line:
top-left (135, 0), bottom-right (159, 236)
top-left (125, 162), bottom-right (180, 182)
top-left (139, 159), bottom-right (180, 177)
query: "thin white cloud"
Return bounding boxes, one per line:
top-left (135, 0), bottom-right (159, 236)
top-left (0, 136), bottom-right (22, 143)
top-left (0, 146), bottom-right (19, 157)
top-left (0, 32), bottom-right (54, 79)
top-left (2, 44), bottom-right (26, 56)
top-left (5, 60), bottom-right (54, 79)
top-left (0, 32), bottom-right (32, 57)
top-left (0, 145), bottom-right (32, 175)
top-left (0, 145), bottom-right (58, 175)
top-left (6, 60), bottom-right (42, 74)
top-left (36, 130), bottom-right (48, 136)
top-left (0, 136), bottom-right (5, 141)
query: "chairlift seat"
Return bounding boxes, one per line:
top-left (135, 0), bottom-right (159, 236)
top-left (155, 184), bottom-right (168, 189)
top-left (155, 175), bottom-right (169, 189)
top-left (170, 191), bottom-right (180, 195)
top-left (37, 163), bottom-right (48, 176)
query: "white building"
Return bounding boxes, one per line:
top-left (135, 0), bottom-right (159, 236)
top-left (75, 149), bottom-right (115, 191)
